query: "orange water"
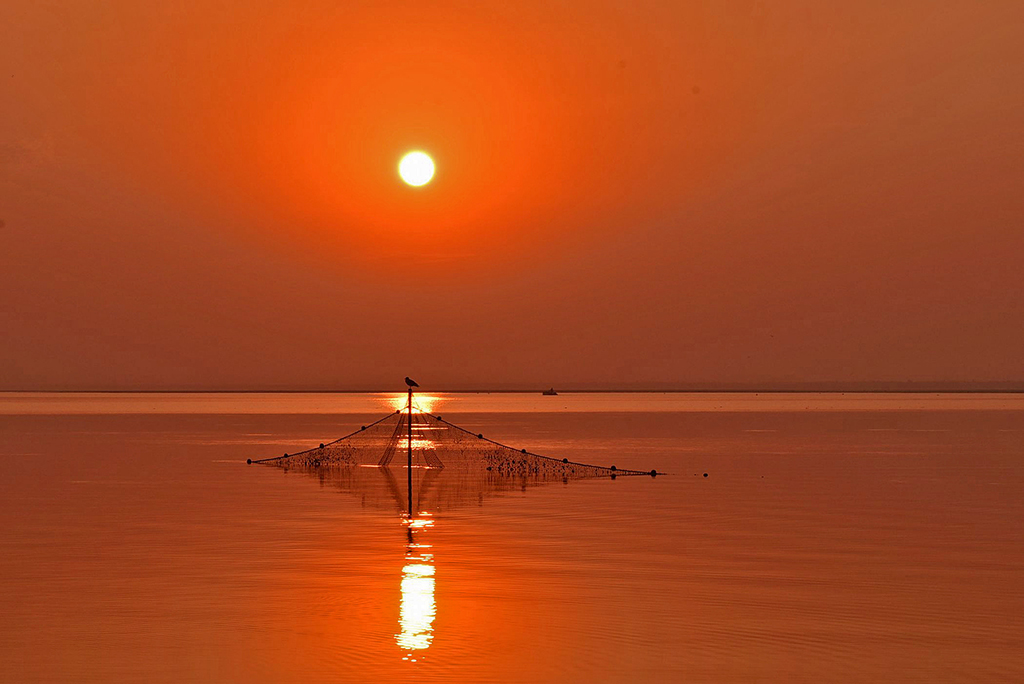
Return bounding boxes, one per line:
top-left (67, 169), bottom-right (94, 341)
top-left (1, 393), bottom-right (1022, 682)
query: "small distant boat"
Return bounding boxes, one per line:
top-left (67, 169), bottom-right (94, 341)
top-left (542, 388), bottom-right (558, 396)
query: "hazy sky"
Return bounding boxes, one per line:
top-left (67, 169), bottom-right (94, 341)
top-left (2, 1), bottom-right (1022, 390)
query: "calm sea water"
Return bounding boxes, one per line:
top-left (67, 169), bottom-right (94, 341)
top-left (1, 392), bottom-right (1022, 683)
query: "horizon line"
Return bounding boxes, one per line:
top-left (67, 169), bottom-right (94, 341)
top-left (3, 386), bottom-right (1024, 395)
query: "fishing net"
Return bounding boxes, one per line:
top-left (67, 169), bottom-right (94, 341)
top-left (252, 408), bottom-right (654, 478)
top-left (250, 407), bottom-right (657, 513)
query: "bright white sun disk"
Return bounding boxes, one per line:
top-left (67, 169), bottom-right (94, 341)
top-left (399, 151), bottom-right (435, 186)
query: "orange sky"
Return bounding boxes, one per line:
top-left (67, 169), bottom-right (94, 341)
top-left (2, 1), bottom-right (1022, 390)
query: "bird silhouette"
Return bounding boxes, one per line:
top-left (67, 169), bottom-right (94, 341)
top-left (405, 377), bottom-right (420, 388)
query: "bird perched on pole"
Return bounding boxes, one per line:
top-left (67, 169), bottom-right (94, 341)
top-left (405, 377), bottom-right (420, 388)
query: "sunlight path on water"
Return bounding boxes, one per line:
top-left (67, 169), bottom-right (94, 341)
top-left (397, 522), bottom-right (436, 655)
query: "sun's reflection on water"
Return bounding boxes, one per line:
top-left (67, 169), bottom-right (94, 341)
top-left (385, 393), bottom-right (441, 414)
top-left (397, 515), bottom-right (436, 656)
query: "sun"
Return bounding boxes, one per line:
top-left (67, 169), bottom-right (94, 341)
top-left (398, 151), bottom-right (435, 187)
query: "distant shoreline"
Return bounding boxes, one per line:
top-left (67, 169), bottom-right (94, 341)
top-left (3, 388), bottom-right (1023, 394)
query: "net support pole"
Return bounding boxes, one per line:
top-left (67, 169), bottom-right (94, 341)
top-left (407, 386), bottom-right (413, 518)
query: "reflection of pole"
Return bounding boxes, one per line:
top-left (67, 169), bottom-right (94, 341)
top-left (407, 386), bottom-right (413, 518)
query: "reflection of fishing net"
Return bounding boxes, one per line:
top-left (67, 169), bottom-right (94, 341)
top-left (251, 408), bottom-right (656, 513)
top-left (252, 409), bottom-right (655, 479)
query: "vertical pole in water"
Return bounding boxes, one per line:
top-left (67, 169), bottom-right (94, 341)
top-left (407, 386), bottom-right (413, 519)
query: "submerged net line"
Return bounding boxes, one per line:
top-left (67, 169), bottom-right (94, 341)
top-left (427, 414), bottom-right (654, 477)
top-left (250, 408), bottom-right (658, 479)
top-left (250, 411), bottom-right (397, 466)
